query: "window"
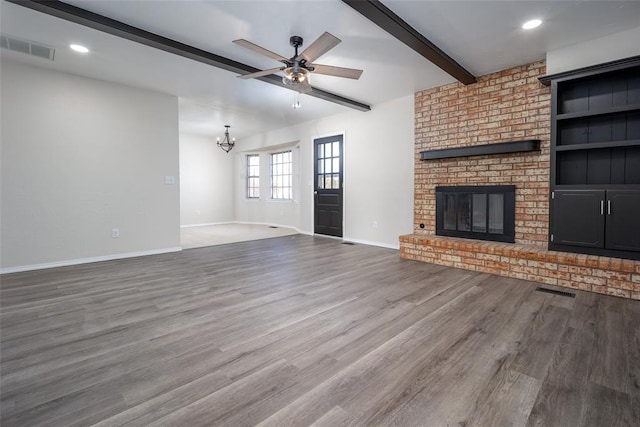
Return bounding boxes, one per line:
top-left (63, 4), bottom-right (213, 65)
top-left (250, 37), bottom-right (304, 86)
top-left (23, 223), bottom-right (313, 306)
top-left (270, 150), bottom-right (292, 200)
top-left (247, 154), bottom-right (259, 198)
top-left (316, 140), bottom-right (341, 189)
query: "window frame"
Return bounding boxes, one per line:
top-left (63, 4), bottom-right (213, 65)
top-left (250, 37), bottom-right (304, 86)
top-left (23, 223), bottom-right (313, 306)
top-left (270, 150), bottom-right (293, 200)
top-left (246, 154), bottom-right (260, 199)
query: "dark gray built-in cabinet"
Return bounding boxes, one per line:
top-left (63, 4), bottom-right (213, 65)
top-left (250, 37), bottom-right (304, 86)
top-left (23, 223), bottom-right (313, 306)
top-left (541, 56), bottom-right (640, 259)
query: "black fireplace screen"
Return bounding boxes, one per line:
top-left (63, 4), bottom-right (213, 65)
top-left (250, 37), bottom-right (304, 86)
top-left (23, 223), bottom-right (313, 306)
top-left (436, 185), bottom-right (515, 243)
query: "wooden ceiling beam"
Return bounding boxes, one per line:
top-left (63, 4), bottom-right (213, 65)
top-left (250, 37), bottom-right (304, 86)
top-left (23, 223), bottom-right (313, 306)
top-left (342, 0), bottom-right (476, 85)
top-left (7, 0), bottom-right (371, 112)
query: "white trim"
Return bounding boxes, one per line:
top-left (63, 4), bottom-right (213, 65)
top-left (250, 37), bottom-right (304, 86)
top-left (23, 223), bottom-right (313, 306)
top-left (180, 221), bottom-right (234, 228)
top-left (314, 234), bottom-right (343, 241)
top-left (342, 237), bottom-right (399, 250)
top-left (0, 247), bottom-right (183, 275)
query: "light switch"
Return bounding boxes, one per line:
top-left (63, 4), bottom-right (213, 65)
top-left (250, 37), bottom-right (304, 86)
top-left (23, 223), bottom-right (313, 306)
top-left (164, 176), bottom-right (175, 185)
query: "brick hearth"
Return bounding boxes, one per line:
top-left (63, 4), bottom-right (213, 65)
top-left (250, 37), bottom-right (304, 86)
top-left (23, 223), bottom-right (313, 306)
top-left (400, 235), bottom-right (640, 300)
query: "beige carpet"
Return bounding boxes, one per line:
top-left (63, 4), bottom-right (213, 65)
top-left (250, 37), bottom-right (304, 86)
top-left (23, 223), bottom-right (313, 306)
top-left (180, 223), bottom-right (299, 249)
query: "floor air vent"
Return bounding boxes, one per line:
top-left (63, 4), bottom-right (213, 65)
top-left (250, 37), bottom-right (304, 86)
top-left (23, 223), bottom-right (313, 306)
top-left (342, 241), bottom-right (355, 245)
top-left (535, 286), bottom-right (575, 298)
top-left (1, 34), bottom-right (55, 60)
top-left (268, 226), bottom-right (278, 229)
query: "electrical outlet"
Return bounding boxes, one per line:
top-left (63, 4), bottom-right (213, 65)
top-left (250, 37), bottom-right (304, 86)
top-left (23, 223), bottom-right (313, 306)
top-left (112, 228), bottom-right (120, 238)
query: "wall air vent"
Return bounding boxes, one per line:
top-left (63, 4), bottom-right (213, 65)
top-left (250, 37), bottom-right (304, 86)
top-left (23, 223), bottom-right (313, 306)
top-left (0, 34), bottom-right (55, 60)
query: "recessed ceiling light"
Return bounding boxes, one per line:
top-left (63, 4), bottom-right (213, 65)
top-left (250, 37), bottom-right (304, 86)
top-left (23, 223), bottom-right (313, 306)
top-left (522, 19), bottom-right (542, 30)
top-left (69, 44), bottom-right (89, 53)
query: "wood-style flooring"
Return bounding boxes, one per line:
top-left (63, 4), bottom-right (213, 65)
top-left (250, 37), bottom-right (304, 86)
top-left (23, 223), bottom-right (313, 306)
top-left (1, 235), bottom-right (638, 426)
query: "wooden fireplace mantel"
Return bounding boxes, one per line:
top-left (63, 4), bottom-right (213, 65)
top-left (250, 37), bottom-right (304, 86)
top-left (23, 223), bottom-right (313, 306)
top-left (420, 140), bottom-right (540, 160)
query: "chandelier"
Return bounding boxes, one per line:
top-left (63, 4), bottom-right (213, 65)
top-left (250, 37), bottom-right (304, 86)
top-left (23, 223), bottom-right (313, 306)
top-left (216, 125), bottom-right (235, 153)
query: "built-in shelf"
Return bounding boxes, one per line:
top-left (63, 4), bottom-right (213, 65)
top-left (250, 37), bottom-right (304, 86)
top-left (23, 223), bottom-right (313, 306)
top-left (556, 104), bottom-right (640, 121)
top-left (556, 139), bottom-right (640, 152)
top-left (420, 140), bottom-right (540, 160)
top-left (548, 57), bottom-right (640, 259)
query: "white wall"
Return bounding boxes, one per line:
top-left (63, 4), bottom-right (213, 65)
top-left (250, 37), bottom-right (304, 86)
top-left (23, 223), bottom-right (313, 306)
top-left (234, 142), bottom-right (302, 229)
top-left (1, 62), bottom-right (180, 271)
top-left (235, 95), bottom-right (414, 249)
top-left (546, 26), bottom-right (640, 74)
top-left (179, 132), bottom-right (234, 225)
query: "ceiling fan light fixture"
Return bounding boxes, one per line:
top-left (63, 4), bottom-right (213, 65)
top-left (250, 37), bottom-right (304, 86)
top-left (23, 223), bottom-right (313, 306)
top-left (282, 66), bottom-right (309, 84)
top-left (282, 67), bottom-right (311, 93)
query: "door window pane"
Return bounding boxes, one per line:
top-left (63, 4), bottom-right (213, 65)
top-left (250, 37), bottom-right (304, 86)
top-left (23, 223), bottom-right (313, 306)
top-left (332, 141), bottom-right (339, 157)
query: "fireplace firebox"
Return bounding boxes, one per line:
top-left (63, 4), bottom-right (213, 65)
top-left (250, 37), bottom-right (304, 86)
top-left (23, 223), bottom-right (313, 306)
top-left (435, 185), bottom-right (516, 243)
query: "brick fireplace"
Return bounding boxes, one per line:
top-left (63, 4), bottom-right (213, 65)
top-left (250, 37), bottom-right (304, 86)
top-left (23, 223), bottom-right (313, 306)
top-left (400, 61), bottom-right (640, 300)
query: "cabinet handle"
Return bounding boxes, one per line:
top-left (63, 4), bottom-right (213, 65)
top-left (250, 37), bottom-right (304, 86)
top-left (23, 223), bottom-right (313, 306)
top-left (607, 200), bottom-right (611, 215)
top-left (600, 200), bottom-right (604, 215)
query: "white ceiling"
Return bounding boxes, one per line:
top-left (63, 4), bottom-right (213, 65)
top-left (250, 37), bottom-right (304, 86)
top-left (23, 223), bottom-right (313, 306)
top-left (2, 0), bottom-right (640, 139)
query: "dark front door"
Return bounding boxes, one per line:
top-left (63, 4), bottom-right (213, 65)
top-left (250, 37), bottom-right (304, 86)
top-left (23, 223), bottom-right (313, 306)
top-left (314, 135), bottom-right (343, 237)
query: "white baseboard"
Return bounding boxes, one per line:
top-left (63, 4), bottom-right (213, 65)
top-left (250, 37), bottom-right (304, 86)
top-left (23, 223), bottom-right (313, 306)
top-left (341, 237), bottom-right (399, 250)
top-left (0, 247), bottom-right (183, 275)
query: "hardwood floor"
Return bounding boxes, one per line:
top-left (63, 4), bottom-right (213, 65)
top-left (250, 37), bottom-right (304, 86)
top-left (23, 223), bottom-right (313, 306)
top-left (1, 235), bottom-right (638, 426)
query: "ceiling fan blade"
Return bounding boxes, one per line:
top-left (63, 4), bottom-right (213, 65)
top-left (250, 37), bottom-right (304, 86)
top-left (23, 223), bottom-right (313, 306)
top-left (296, 32), bottom-right (341, 63)
top-left (310, 64), bottom-right (363, 80)
top-left (233, 39), bottom-right (288, 63)
top-left (238, 67), bottom-right (284, 79)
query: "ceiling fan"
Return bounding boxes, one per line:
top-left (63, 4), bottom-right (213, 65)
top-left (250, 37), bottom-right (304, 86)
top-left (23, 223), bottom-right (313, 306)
top-left (233, 32), bottom-right (363, 93)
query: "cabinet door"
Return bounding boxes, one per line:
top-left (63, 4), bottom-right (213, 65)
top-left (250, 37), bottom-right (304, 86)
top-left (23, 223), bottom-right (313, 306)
top-left (605, 190), bottom-right (640, 252)
top-left (552, 190), bottom-right (605, 248)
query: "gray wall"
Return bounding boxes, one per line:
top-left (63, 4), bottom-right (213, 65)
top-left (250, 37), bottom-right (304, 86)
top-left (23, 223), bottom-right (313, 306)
top-left (179, 132), bottom-right (234, 226)
top-left (546, 26), bottom-right (640, 74)
top-left (1, 62), bottom-right (180, 271)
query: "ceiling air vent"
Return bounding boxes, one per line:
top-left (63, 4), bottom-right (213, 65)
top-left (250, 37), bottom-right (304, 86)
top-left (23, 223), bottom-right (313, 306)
top-left (0, 34), bottom-right (55, 61)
